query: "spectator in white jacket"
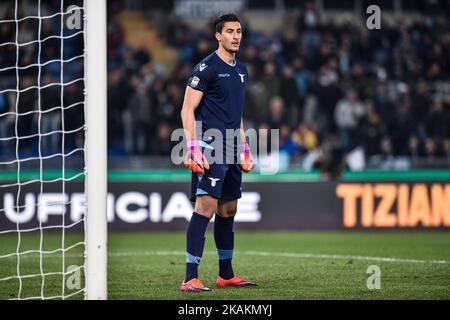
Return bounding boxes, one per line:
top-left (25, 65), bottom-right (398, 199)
top-left (334, 88), bottom-right (364, 152)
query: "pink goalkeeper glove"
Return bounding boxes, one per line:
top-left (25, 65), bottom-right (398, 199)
top-left (184, 139), bottom-right (209, 175)
top-left (239, 141), bottom-right (255, 173)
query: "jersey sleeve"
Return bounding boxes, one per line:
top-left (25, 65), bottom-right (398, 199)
top-left (187, 62), bottom-right (214, 92)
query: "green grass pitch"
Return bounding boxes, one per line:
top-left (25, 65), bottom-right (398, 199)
top-left (0, 231), bottom-right (449, 299)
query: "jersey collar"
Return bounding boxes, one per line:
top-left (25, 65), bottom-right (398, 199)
top-left (215, 50), bottom-right (236, 67)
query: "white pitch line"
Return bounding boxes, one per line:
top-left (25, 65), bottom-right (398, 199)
top-left (106, 250), bottom-right (450, 265)
top-left (3, 250), bottom-right (449, 265)
top-left (241, 251), bottom-right (450, 265)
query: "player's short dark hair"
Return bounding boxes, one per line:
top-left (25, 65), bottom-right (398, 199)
top-left (214, 13), bottom-right (240, 33)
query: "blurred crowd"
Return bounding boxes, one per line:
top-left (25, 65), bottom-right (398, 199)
top-left (1, 1), bottom-right (450, 171)
top-left (0, 0), bottom-right (84, 159)
top-left (106, 2), bottom-right (450, 171)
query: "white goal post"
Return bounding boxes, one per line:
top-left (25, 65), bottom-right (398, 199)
top-left (85, 0), bottom-right (107, 300)
top-left (0, 0), bottom-right (107, 300)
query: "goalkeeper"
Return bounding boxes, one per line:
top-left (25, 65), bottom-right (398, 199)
top-left (180, 13), bottom-right (257, 292)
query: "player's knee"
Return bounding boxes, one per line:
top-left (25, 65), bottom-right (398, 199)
top-left (195, 206), bottom-right (216, 219)
top-left (217, 206), bottom-right (237, 218)
top-left (194, 196), bottom-right (217, 219)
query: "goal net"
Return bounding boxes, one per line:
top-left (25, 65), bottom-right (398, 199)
top-left (0, 0), bottom-right (107, 300)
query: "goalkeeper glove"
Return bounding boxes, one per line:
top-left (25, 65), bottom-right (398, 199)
top-left (184, 139), bottom-right (210, 175)
top-left (239, 140), bottom-right (255, 173)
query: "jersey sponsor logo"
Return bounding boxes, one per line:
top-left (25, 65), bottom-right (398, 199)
top-left (199, 63), bottom-right (208, 71)
top-left (239, 73), bottom-right (245, 83)
top-left (190, 76), bottom-right (200, 87)
top-left (208, 177), bottom-right (220, 187)
top-left (218, 73), bottom-right (231, 77)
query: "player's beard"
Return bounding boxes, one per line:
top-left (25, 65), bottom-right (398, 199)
top-left (224, 42), bottom-right (240, 54)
